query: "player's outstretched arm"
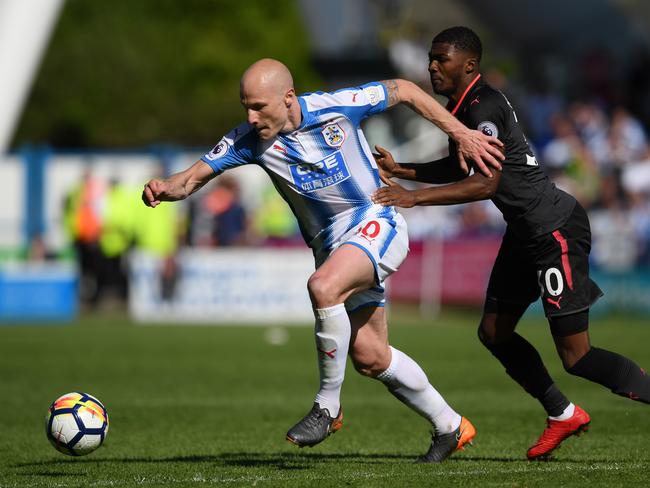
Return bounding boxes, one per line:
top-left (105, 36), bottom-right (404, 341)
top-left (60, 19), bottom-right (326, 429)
top-left (142, 160), bottom-right (215, 208)
top-left (372, 170), bottom-right (501, 208)
top-left (374, 145), bottom-right (467, 184)
top-left (381, 79), bottom-right (504, 177)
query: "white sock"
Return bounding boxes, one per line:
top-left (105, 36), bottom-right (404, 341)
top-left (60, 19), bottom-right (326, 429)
top-left (313, 304), bottom-right (350, 416)
top-left (376, 346), bottom-right (461, 434)
top-left (549, 402), bottom-right (575, 421)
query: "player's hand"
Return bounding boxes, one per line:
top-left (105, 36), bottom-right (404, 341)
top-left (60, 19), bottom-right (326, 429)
top-left (142, 179), bottom-right (168, 208)
top-left (373, 145), bottom-right (399, 184)
top-left (455, 129), bottom-right (504, 177)
top-left (371, 180), bottom-right (416, 208)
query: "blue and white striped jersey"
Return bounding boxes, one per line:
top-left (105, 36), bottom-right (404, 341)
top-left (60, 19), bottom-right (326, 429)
top-left (201, 81), bottom-right (399, 254)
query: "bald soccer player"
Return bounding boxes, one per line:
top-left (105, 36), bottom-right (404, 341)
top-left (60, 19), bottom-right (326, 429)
top-left (142, 58), bottom-right (504, 462)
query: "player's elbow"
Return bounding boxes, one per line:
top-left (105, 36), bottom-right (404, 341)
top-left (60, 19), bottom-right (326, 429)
top-left (394, 79), bottom-right (419, 104)
top-left (476, 175), bottom-right (499, 200)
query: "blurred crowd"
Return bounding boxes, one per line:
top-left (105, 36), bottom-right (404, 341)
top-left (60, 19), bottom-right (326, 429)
top-left (60, 91), bottom-right (650, 310)
top-left (59, 169), bottom-right (304, 308)
top-left (54, 63), bottom-right (650, 310)
top-left (392, 96), bottom-right (650, 273)
top-left (62, 169), bottom-right (181, 308)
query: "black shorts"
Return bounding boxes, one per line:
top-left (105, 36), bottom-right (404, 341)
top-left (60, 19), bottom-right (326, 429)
top-left (484, 203), bottom-right (603, 323)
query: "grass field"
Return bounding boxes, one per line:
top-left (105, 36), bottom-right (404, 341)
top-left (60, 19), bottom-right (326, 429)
top-left (1, 308), bottom-right (649, 487)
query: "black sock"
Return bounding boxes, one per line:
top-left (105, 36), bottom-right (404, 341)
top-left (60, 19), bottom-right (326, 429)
top-left (480, 331), bottom-right (570, 416)
top-left (568, 347), bottom-right (650, 404)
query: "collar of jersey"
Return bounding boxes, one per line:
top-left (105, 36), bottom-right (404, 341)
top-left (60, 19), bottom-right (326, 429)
top-left (295, 96), bottom-right (312, 130)
top-left (449, 74), bottom-right (482, 116)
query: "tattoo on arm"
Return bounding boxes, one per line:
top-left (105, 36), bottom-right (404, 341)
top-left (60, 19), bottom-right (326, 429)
top-left (381, 79), bottom-right (400, 107)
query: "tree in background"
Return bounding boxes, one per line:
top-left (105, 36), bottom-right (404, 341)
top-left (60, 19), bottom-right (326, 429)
top-left (13, 0), bottom-right (320, 148)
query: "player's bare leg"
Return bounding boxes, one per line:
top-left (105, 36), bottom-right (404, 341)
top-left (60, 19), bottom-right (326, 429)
top-left (350, 307), bottom-right (474, 462)
top-left (286, 245), bottom-right (374, 447)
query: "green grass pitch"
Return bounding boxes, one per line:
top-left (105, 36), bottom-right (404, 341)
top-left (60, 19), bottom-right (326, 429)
top-left (1, 308), bottom-right (649, 487)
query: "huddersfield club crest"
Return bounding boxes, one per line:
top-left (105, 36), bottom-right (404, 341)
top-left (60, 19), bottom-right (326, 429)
top-left (321, 124), bottom-right (345, 147)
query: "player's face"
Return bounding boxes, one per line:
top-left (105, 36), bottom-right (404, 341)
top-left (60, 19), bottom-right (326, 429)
top-left (428, 43), bottom-right (467, 98)
top-left (241, 87), bottom-right (289, 140)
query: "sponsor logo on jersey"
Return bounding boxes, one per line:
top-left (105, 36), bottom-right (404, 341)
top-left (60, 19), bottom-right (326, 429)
top-left (477, 121), bottom-right (498, 138)
top-left (209, 140), bottom-right (228, 159)
top-left (289, 151), bottom-right (351, 193)
top-left (321, 123), bottom-right (345, 147)
top-left (363, 85), bottom-right (382, 106)
top-left (526, 154), bottom-right (539, 166)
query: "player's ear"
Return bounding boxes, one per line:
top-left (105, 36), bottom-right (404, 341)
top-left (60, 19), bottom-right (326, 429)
top-left (285, 88), bottom-right (295, 107)
top-left (465, 57), bottom-right (478, 75)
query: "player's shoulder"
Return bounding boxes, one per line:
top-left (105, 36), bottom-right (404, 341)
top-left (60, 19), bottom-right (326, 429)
top-left (223, 122), bottom-right (257, 145)
top-left (300, 82), bottom-right (385, 112)
top-left (472, 83), bottom-right (507, 109)
top-left (205, 123), bottom-right (257, 161)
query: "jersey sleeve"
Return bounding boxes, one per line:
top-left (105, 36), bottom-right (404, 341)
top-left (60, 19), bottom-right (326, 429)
top-left (464, 91), bottom-right (507, 142)
top-left (200, 123), bottom-right (256, 175)
top-left (301, 82), bottom-right (389, 126)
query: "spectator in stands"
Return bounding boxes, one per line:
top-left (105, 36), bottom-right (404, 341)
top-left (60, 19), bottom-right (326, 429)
top-left (98, 177), bottom-right (135, 305)
top-left (63, 169), bottom-right (105, 307)
top-left (135, 168), bottom-right (182, 302)
top-left (542, 114), bottom-right (599, 206)
top-left (202, 174), bottom-right (250, 247)
top-left (608, 106), bottom-right (648, 168)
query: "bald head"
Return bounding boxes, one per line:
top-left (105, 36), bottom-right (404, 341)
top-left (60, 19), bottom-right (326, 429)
top-left (241, 58), bottom-right (294, 97)
top-left (240, 58), bottom-right (301, 140)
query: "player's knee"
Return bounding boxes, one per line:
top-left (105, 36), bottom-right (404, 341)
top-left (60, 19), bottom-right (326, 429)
top-left (560, 347), bottom-right (590, 372)
top-left (478, 321), bottom-right (499, 348)
top-left (307, 273), bottom-right (339, 307)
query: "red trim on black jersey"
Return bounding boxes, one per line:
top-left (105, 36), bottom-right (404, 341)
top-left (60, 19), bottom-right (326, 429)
top-left (449, 74), bottom-right (482, 116)
top-left (552, 230), bottom-right (574, 290)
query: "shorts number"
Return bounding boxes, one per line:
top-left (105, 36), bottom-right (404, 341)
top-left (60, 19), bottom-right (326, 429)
top-left (542, 267), bottom-right (564, 296)
top-left (360, 220), bottom-right (381, 239)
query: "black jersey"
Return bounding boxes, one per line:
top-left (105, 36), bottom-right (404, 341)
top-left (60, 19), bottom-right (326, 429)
top-left (448, 75), bottom-right (576, 239)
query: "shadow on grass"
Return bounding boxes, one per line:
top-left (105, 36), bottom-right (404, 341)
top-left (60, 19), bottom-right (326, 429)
top-left (15, 451), bottom-right (604, 471)
top-left (15, 451), bottom-right (422, 471)
top-left (18, 471), bottom-right (87, 478)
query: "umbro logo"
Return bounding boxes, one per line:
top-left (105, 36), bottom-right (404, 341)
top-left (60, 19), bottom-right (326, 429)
top-left (319, 348), bottom-right (337, 359)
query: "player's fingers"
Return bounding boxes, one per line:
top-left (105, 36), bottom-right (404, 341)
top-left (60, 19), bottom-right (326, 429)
top-left (372, 195), bottom-right (392, 206)
top-left (485, 135), bottom-right (504, 149)
top-left (142, 185), bottom-right (155, 206)
top-left (372, 187), bottom-right (390, 198)
top-left (375, 144), bottom-right (389, 156)
top-left (474, 155), bottom-right (494, 178)
top-left (485, 144), bottom-right (505, 166)
top-left (480, 147), bottom-right (503, 172)
top-left (379, 171), bottom-right (396, 187)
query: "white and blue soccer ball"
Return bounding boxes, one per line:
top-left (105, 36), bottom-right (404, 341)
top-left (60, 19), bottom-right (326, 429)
top-left (45, 392), bottom-right (109, 456)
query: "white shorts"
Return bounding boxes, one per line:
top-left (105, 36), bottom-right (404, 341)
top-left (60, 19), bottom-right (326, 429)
top-left (315, 213), bottom-right (409, 313)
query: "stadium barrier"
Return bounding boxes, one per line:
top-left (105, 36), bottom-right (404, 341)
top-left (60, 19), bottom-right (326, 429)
top-left (0, 261), bottom-right (77, 322)
top-left (129, 248), bottom-right (314, 324)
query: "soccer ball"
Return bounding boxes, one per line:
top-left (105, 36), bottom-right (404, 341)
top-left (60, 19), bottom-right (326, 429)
top-left (45, 392), bottom-right (109, 456)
